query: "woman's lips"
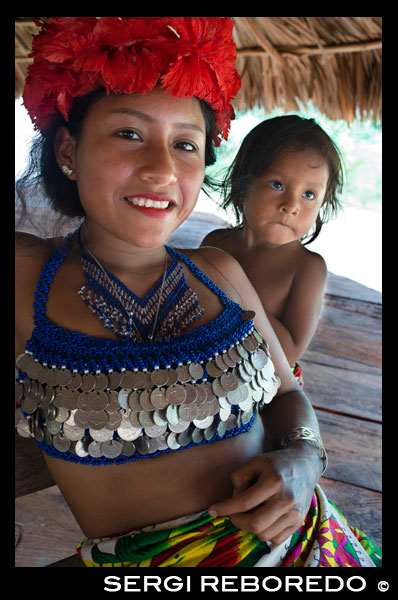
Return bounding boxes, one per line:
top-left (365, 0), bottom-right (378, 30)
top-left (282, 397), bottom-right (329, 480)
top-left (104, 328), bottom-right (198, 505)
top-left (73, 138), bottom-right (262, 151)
top-left (124, 194), bottom-right (175, 217)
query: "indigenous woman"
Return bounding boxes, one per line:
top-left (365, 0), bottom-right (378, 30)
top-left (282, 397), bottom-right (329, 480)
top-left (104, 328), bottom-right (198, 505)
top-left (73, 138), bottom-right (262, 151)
top-left (15, 17), bottom-right (381, 567)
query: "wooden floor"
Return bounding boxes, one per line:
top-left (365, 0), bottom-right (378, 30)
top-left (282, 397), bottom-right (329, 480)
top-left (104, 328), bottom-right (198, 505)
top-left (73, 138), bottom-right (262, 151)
top-left (15, 212), bottom-right (382, 567)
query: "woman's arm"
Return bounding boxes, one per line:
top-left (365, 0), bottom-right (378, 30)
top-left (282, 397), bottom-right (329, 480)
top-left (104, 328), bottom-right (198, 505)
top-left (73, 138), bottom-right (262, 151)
top-left (194, 247), bottom-right (325, 545)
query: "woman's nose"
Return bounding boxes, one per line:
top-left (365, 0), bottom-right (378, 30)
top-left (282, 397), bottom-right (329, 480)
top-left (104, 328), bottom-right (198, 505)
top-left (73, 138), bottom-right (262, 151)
top-left (137, 146), bottom-right (177, 186)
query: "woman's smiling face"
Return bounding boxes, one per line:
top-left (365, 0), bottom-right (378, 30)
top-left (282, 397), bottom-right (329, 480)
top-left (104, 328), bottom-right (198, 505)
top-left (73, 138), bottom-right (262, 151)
top-left (63, 87), bottom-right (206, 248)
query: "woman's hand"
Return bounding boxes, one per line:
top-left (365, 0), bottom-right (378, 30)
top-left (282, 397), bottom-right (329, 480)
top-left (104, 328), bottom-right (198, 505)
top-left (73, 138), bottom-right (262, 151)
top-left (208, 442), bottom-right (322, 545)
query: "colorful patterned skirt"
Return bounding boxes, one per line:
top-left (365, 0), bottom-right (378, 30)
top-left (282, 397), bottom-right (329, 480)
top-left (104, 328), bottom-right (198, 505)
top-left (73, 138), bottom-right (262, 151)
top-left (292, 363), bottom-right (304, 388)
top-left (77, 485), bottom-right (381, 567)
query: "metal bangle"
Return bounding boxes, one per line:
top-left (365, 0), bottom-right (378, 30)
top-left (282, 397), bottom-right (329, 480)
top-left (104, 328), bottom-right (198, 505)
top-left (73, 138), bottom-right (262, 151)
top-left (281, 426), bottom-right (328, 476)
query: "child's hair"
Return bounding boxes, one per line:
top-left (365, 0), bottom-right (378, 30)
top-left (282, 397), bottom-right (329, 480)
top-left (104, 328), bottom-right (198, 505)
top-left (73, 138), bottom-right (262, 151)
top-left (221, 115), bottom-right (344, 244)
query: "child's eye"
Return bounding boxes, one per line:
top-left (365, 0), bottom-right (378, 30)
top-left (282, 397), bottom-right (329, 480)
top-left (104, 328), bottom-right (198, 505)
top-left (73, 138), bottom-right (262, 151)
top-left (303, 190), bottom-right (316, 200)
top-left (270, 180), bottom-right (283, 190)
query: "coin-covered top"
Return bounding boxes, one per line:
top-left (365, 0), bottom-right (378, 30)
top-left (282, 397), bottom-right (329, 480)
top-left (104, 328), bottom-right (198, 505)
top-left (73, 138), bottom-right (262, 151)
top-left (15, 233), bottom-right (281, 465)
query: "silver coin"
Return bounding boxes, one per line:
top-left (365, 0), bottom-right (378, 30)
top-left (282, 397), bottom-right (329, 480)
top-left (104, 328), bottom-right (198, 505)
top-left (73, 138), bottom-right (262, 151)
top-left (166, 385), bottom-right (186, 406)
top-left (87, 411), bottom-right (109, 430)
top-left (225, 413), bottom-right (238, 430)
top-left (250, 348), bottom-right (268, 371)
top-left (77, 391), bottom-right (92, 412)
top-left (251, 388), bottom-right (263, 403)
top-left (20, 396), bottom-right (38, 414)
top-left (128, 390), bottom-right (143, 411)
top-left (135, 436), bottom-right (151, 455)
top-left (22, 378), bottom-right (31, 397)
top-left (107, 371), bottom-right (122, 390)
top-left (220, 371), bottom-right (239, 392)
top-left (118, 424), bottom-right (142, 441)
top-left (192, 427), bottom-right (204, 443)
top-left (252, 327), bottom-right (263, 344)
top-left (241, 309), bottom-right (256, 321)
top-left (106, 391), bottom-right (121, 412)
top-left (211, 377), bottom-right (225, 398)
top-left (147, 438), bottom-right (159, 454)
top-left (238, 363), bottom-right (252, 383)
top-left (183, 383), bottom-right (197, 405)
top-left (195, 403), bottom-right (210, 421)
top-left (75, 439), bottom-right (89, 457)
top-left (204, 421), bottom-right (217, 440)
top-left (73, 409), bottom-right (89, 429)
top-left (166, 368), bottom-right (179, 386)
top-left (261, 361), bottom-right (275, 380)
top-left (102, 439), bottom-right (122, 459)
top-left (139, 390), bottom-right (155, 411)
top-left (243, 334), bottom-right (258, 353)
top-left (241, 408), bottom-right (254, 425)
top-left (46, 368), bottom-right (60, 387)
top-left (16, 353), bottom-right (34, 372)
top-left (236, 343), bottom-right (249, 360)
top-left (145, 423), bottom-right (167, 438)
top-left (157, 433), bottom-right (169, 451)
top-left (34, 425), bottom-right (45, 443)
top-left (88, 440), bottom-right (103, 458)
top-left (150, 388), bottom-right (168, 409)
top-left (205, 360), bottom-right (223, 378)
top-left (53, 432), bottom-right (71, 452)
top-left (169, 420), bottom-right (190, 433)
top-left (217, 420), bottom-right (227, 437)
top-left (94, 372), bottom-right (109, 391)
top-left (176, 364), bottom-right (191, 383)
top-left (120, 370), bottom-right (135, 388)
top-left (57, 368), bottom-right (72, 387)
top-left (63, 422), bottom-right (85, 441)
top-left (89, 390), bottom-right (109, 411)
top-left (138, 411), bottom-right (155, 428)
top-left (238, 396), bottom-right (253, 411)
top-left (188, 362), bottom-right (204, 381)
top-left (118, 388), bottom-right (130, 410)
top-left (243, 359), bottom-right (256, 377)
top-left (17, 418), bottom-right (32, 438)
top-left (46, 419), bottom-right (62, 435)
top-left (215, 354), bottom-right (228, 372)
top-left (226, 387), bottom-right (241, 406)
top-left (221, 352), bottom-right (236, 369)
top-left (106, 410), bottom-right (123, 429)
top-left (228, 346), bottom-right (242, 364)
top-left (26, 360), bottom-right (41, 379)
top-left (132, 371), bottom-right (148, 389)
top-left (166, 432), bottom-right (181, 450)
top-left (81, 373), bottom-right (96, 392)
top-left (55, 407), bottom-right (70, 423)
top-left (153, 408), bottom-right (168, 427)
top-left (37, 365), bottom-right (50, 384)
top-left (262, 389), bottom-right (276, 405)
top-left (194, 384), bottom-right (207, 405)
top-left (219, 406), bottom-right (231, 422)
top-left (121, 441), bottom-right (136, 457)
top-left (240, 383), bottom-right (250, 402)
top-left (151, 368), bottom-right (169, 387)
top-left (193, 415), bottom-right (213, 429)
top-left (218, 396), bottom-right (230, 410)
top-left (62, 389), bottom-right (80, 411)
top-left (178, 403), bottom-right (198, 422)
top-left (166, 404), bottom-right (180, 426)
top-left (68, 371), bottom-right (83, 390)
top-left (177, 430), bottom-right (192, 447)
top-left (42, 385), bottom-right (56, 406)
top-left (129, 411), bottom-right (142, 429)
top-left (206, 397), bottom-right (221, 416)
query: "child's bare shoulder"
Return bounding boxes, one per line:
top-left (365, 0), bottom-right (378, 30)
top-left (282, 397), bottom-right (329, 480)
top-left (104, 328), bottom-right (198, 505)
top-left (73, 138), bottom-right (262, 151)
top-left (200, 227), bottom-right (238, 249)
top-left (298, 246), bottom-right (327, 280)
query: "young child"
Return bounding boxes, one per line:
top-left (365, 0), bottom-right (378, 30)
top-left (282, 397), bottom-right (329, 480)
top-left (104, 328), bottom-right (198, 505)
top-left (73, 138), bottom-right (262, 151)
top-left (201, 116), bottom-right (344, 382)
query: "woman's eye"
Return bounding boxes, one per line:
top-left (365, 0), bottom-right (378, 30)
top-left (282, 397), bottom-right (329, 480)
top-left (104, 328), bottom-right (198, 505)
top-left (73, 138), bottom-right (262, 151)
top-left (303, 190), bottom-right (315, 200)
top-left (175, 141), bottom-right (197, 152)
top-left (117, 130), bottom-right (141, 141)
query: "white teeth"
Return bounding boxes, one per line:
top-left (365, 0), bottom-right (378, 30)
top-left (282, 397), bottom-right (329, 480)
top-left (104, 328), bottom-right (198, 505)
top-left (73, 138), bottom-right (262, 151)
top-left (127, 197), bottom-right (170, 209)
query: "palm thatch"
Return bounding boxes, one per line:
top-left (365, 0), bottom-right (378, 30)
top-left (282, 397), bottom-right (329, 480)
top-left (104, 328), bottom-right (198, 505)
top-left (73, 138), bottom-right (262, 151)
top-left (15, 17), bottom-right (382, 122)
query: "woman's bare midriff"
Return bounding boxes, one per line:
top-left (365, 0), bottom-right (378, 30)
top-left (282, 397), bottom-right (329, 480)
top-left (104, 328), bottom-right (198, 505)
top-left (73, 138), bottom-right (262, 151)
top-left (43, 416), bottom-right (266, 539)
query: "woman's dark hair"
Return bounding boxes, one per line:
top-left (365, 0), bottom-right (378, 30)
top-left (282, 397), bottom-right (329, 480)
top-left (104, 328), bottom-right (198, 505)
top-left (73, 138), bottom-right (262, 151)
top-left (15, 88), bottom-right (217, 236)
top-left (221, 115), bottom-right (345, 244)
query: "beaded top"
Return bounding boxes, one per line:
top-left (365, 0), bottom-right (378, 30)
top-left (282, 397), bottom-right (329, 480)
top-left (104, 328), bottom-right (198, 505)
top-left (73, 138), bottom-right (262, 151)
top-left (15, 235), bottom-right (280, 465)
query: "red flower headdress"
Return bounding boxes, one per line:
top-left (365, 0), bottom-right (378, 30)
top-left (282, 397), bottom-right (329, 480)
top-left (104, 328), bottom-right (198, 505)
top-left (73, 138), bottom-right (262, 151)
top-left (22, 17), bottom-right (241, 146)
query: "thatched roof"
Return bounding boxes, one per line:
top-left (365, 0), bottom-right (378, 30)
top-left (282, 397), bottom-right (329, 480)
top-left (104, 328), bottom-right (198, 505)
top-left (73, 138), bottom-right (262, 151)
top-left (15, 17), bottom-right (382, 122)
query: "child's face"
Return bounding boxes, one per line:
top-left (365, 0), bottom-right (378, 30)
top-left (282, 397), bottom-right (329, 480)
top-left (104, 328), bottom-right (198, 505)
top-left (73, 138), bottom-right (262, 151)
top-left (243, 149), bottom-right (329, 247)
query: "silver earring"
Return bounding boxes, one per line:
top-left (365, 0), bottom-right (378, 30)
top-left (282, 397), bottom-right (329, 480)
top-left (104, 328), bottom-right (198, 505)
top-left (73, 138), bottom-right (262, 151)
top-left (61, 165), bottom-right (73, 177)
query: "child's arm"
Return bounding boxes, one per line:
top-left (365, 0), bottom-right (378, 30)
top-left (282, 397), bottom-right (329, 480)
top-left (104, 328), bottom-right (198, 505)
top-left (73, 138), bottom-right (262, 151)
top-left (267, 252), bottom-right (327, 366)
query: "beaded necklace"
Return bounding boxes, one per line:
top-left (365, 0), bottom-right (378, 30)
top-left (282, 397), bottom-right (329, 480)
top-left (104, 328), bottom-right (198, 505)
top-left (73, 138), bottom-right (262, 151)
top-left (78, 233), bottom-right (204, 342)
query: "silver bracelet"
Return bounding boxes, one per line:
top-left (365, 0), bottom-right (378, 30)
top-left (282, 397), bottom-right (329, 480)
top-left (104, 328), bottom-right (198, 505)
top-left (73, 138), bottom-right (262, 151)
top-left (281, 426), bottom-right (328, 476)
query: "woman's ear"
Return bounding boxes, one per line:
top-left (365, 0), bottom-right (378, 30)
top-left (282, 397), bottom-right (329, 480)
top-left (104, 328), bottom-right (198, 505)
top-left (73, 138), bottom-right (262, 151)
top-left (53, 127), bottom-right (77, 180)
